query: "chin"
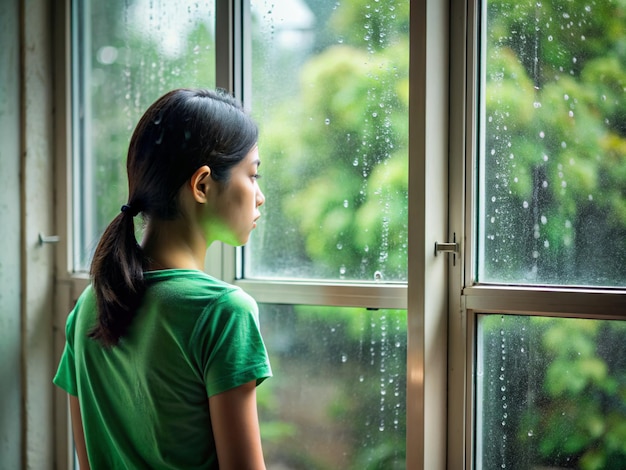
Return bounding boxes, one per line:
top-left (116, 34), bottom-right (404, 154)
top-left (234, 234), bottom-right (250, 246)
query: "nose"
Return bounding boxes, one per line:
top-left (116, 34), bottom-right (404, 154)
top-left (256, 187), bottom-right (265, 207)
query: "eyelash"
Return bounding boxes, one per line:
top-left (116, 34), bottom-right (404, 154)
top-left (252, 174), bottom-right (262, 180)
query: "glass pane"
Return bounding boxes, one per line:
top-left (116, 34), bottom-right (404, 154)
top-left (246, 0), bottom-right (410, 282)
top-left (72, 0), bottom-right (216, 271)
top-left (476, 314), bottom-right (626, 469)
top-left (258, 304), bottom-right (406, 469)
top-left (478, 0), bottom-right (626, 286)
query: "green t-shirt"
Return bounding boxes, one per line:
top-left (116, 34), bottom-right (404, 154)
top-left (53, 269), bottom-right (272, 469)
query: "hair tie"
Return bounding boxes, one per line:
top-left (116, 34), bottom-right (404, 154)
top-left (121, 204), bottom-right (139, 217)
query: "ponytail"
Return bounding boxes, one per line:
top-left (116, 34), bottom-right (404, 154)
top-left (88, 208), bottom-right (146, 346)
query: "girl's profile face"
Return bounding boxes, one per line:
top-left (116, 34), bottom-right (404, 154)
top-left (209, 146), bottom-right (265, 246)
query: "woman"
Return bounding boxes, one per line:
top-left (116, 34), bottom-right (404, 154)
top-left (54, 88), bottom-right (272, 469)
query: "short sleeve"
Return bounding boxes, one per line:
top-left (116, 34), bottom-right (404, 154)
top-left (190, 288), bottom-right (272, 397)
top-left (53, 306), bottom-right (79, 396)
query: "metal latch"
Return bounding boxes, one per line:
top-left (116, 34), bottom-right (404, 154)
top-left (434, 233), bottom-right (459, 265)
top-left (39, 233), bottom-right (60, 245)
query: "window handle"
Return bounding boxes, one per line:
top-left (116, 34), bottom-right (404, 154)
top-left (434, 242), bottom-right (458, 254)
top-left (39, 233), bottom-right (60, 245)
top-left (434, 233), bottom-right (459, 265)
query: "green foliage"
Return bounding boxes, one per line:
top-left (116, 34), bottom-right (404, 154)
top-left (258, 304), bottom-right (406, 469)
top-left (482, 0), bottom-right (626, 285)
top-left (242, 0), bottom-right (411, 279)
top-left (481, 315), bottom-right (626, 470)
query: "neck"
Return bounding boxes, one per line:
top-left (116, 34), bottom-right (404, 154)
top-left (141, 218), bottom-right (208, 272)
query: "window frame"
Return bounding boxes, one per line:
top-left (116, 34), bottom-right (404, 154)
top-left (449, 0), bottom-right (626, 468)
top-left (51, 0), bottom-right (626, 469)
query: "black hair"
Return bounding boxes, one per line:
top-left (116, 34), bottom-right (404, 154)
top-left (89, 88), bottom-right (258, 346)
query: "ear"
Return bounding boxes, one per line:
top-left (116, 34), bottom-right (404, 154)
top-left (189, 165), bottom-right (212, 203)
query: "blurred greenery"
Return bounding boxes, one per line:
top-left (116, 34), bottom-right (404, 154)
top-left (482, 0), bottom-right (626, 285)
top-left (257, 305), bottom-right (406, 469)
top-left (247, 0), bottom-right (409, 281)
top-left (481, 315), bottom-right (626, 470)
top-left (479, 1), bottom-right (626, 466)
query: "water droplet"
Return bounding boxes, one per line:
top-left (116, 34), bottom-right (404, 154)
top-left (324, 118), bottom-right (330, 125)
top-left (528, 430), bottom-right (534, 437)
top-left (341, 354), bottom-right (348, 363)
top-left (374, 270), bottom-right (383, 281)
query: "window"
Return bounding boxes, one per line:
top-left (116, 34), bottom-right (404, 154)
top-left (60, 0), bottom-right (625, 468)
top-left (68, 0), bottom-right (410, 468)
top-left (245, 0), bottom-right (409, 283)
top-left (476, 314), bottom-right (626, 469)
top-left (72, 0), bottom-right (216, 270)
top-left (259, 304), bottom-right (406, 467)
top-left (463, 0), bottom-right (626, 468)
top-left (478, 0), bottom-right (626, 287)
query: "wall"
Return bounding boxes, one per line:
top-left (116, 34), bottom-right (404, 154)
top-left (0, 0), bottom-right (57, 467)
top-left (22, 0), bottom-right (57, 466)
top-left (0, 0), bottom-right (23, 467)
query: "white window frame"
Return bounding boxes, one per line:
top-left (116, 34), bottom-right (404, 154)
top-left (448, 0), bottom-right (626, 468)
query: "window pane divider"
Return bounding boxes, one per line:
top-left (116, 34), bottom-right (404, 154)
top-left (464, 284), bottom-right (626, 316)
top-left (234, 279), bottom-right (407, 309)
